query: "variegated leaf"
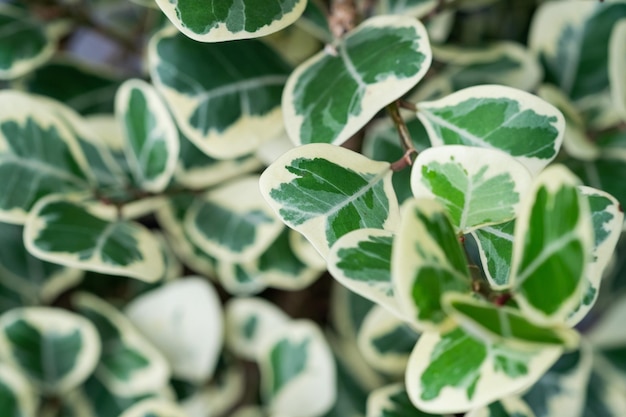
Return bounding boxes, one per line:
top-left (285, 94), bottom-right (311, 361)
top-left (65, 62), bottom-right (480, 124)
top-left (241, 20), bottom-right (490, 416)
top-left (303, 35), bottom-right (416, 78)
top-left (367, 383), bottom-right (440, 417)
top-left (0, 362), bottom-right (38, 417)
top-left (0, 307), bottom-right (100, 394)
top-left (411, 145), bottom-right (532, 233)
top-left (216, 259), bottom-right (267, 296)
top-left (260, 143), bottom-right (399, 258)
top-left (119, 398), bottom-right (189, 417)
top-left (149, 27), bottom-right (291, 159)
top-left (417, 85), bottom-right (565, 175)
top-left (24, 195), bottom-right (165, 283)
top-left (471, 220), bottom-right (515, 289)
top-left (466, 397), bottom-right (536, 417)
top-left (283, 15), bottom-right (432, 146)
top-left (509, 165), bottom-right (593, 325)
top-left (610, 19), bottom-right (626, 121)
top-left (392, 198), bottom-right (471, 330)
top-left (154, 0), bottom-right (307, 42)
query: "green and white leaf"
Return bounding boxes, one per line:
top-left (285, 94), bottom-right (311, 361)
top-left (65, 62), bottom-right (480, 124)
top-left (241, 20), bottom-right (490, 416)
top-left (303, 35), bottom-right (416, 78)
top-left (0, 307), bottom-right (100, 394)
top-left (405, 326), bottom-right (562, 414)
top-left (328, 228), bottom-right (402, 317)
top-left (225, 297), bottom-right (289, 361)
top-left (0, 221), bottom-right (83, 303)
top-left (149, 27), bottom-right (291, 159)
top-left (509, 165), bottom-right (593, 324)
top-left (0, 5), bottom-right (54, 80)
top-left (0, 91), bottom-right (90, 224)
top-left (377, 0), bottom-right (437, 17)
top-left (581, 368), bottom-right (626, 417)
top-left (124, 277), bottom-right (223, 384)
top-left (357, 306), bottom-right (420, 376)
top-left (433, 41), bottom-right (543, 92)
top-left (411, 145), bottom-right (532, 233)
top-left (466, 397), bottom-right (536, 417)
top-left (73, 292), bottom-right (170, 397)
top-left (392, 198), bottom-right (471, 330)
top-left (154, 0), bottom-right (307, 42)
top-left (417, 85), bottom-right (565, 176)
top-left (24, 194), bottom-right (165, 283)
top-left (215, 259), bottom-right (268, 296)
top-left (568, 186), bottom-right (624, 326)
top-left (610, 19), bottom-right (626, 121)
top-left (443, 293), bottom-right (579, 349)
top-left (471, 220), bottom-right (515, 289)
top-left (258, 320), bottom-right (336, 417)
top-left (283, 15), bottom-right (432, 146)
top-left (567, 157), bottom-right (626, 217)
top-left (260, 143), bottom-right (399, 258)
top-left (295, 0), bottom-right (332, 43)
top-left (523, 344), bottom-right (593, 417)
top-left (367, 383), bottom-right (441, 417)
top-left (186, 175), bottom-right (283, 263)
top-left (0, 362), bottom-right (38, 417)
top-left (330, 282), bottom-right (376, 342)
top-left (116, 79), bottom-right (179, 193)
top-left (289, 229), bottom-right (327, 270)
top-left (529, 1), bottom-right (626, 100)
top-left (119, 398), bottom-right (189, 417)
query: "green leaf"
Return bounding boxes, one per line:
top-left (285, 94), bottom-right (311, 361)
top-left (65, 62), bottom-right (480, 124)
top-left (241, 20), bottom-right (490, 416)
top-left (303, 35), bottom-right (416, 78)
top-left (357, 306), bottom-right (420, 376)
top-left (0, 363), bottom-right (38, 417)
top-left (330, 282), bottom-right (376, 341)
top-left (417, 85), bottom-right (564, 175)
top-left (0, 91), bottom-right (90, 224)
top-left (77, 373), bottom-right (158, 417)
top-left (466, 397), bottom-right (536, 417)
top-left (568, 186), bottom-right (624, 326)
top-left (443, 293), bottom-right (579, 349)
top-left (328, 228), bottom-right (401, 317)
top-left (116, 79), bottom-right (179, 193)
top-left (24, 195), bottom-right (165, 283)
top-left (149, 27), bottom-right (291, 158)
top-left (411, 145), bottom-right (532, 233)
top-left (581, 368), bottom-right (626, 417)
top-left (367, 383), bottom-right (441, 417)
top-left (283, 15), bottom-right (432, 146)
top-left (260, 143), bottom-right (399, 258)
top-left (185, 175), bottom-right (283, 263)
top-left (567, 157), bottom-right (626, 211)
top-left (405, 326), bottom-right (562, 414)
top-left (610, 19), bottom-right (626, 121)
top-left (154, 0), bottom-right (307, 42)
top-left (523, 345), bottom-right (593, 417)
top-left (0, 221), bottom-right (83, 303)
top-left (378, 0), bottom-right (437, 17)
top-left (118, 398), bottom-right (189, 417)
top-left (73, 292), bottom-right (170, 397)
top-left (124, 277), bottom-right (224, 384)
top-left (392, 198), bottom-right (471, 330)
top-left (0, 5), bottom-right (54, 80)
top-left (509, 165), bottom-right (593, 324)
top-left (296, 0), bottom-right (332, 43)
top-left (259, 320), bottom-right (336, 417)
top-left (215, 259), bottom-right (268, 296)
top-left (0, 307), bottom-right (100, 394)
top-left (529, 1), bottom-right (626, 100)
top-left (225, 297), bottom-right (289, 361)
top-left (471, 220), bottom-right (515, 289)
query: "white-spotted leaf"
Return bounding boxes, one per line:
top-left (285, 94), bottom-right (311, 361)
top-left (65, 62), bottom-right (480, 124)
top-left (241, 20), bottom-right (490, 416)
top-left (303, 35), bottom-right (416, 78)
top-left (417, 85), bottom-right (565, 175)
top-left (260, 143), bottom-right (399, 258)
top-left (24, 195), bottom-right (165, 283)
top-left (155, 0), bottom-right (307, 42)
top-left (411, 145), bottom-right (532, 233)
top-left (283, 15), bottom-right (432, 146)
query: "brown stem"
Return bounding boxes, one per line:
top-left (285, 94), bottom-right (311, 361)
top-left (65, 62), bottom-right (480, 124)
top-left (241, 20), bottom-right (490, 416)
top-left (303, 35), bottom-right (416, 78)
top-left (398, 99), bottom-right (418, 112)
top-left (329, 0), bottom-right (359, 39)
top-left (387, 101), bottom-right (416, 152)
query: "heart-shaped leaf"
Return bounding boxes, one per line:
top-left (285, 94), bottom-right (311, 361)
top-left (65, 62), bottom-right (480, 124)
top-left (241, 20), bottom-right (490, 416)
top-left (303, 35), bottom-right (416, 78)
top-left (0, 307), bottom-right (100, 394)
top-left (0, 363), bottom-right (38, 417)
top-left (283, 15), bottom-right (432, 146)
top-left (258, 320), bottom-right (336, 417)
top-left (73, 292), bottom-right (170, 397)
top-left (0, 91), bottom-right (90, 224)
top-left (367, 383), bottom-right (441, 417)
top-left (0, 5), bottom-right (54, 80)
top-left (124, 277), bottom-right (223, 384)
top-left (260, 143), bottom-right (399, 258)
top-left (392, 198), bottom-right (471, 330)
top-left (154, 0), bottom-right (307, 42)
top-left (185, 175), bottom-right (283, 263)
top-left (357, 306), bottom-right (419, 376)
top-left (471, 220), bottom-right (515, 289)
top-left (466, 397), bottom-right (536, 417)
top-left (417, 85), bottom-right (564, 175)
top-left (411, 145), bottom-right (532, 233)
top-left (115, 79), bottom-right (179, 193)
top-left (149, 27), bottom-right (291, 159)
top-left (24, 195), bottom-right (165, 283)
top-left (327, 228), bottom-right (401, 317)
top-left (509, 165), bottom-right (593, 325)
top-left (443, 293), bottom-right (579, 349)
top-left (610, 20), bottom-right (626, 121)
top-left (405, 326), bottom-right (562, 414)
